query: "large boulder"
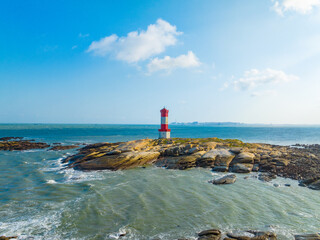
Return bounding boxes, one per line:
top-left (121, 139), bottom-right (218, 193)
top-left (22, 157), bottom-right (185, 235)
top-left (231, 152), bottom-right (255, 164)
top-left (198, 229), bottom-right (221, 240)
top-left (211, 174), bottom-right (236, 185)
top-left (197, 149), bottom-right (235, 169)
top-left (74, 151), bottom-right (160, 170)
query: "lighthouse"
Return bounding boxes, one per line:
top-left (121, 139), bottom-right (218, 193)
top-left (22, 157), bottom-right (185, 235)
top-left (158, 107), bottom-right (171, 139)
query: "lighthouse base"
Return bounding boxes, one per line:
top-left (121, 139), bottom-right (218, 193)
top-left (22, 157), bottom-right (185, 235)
top-left (159, 131), bottom-right (170, 139)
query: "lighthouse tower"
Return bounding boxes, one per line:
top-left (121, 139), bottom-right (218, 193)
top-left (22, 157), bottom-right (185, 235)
top-left (158, 107), bottom-right (171, 139)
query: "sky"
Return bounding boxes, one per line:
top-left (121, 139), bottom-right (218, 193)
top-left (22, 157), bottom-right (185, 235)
top-left (1, 0), bottom-right (320, 124)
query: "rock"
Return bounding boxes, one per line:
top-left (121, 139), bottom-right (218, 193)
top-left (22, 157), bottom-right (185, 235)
top-left (284, 184), bottom-right (291, 187)
top-left (201, 142), bottom-right (217, 151)
top-left (231, 163), bottom-right (253, 173)
top-left (175, 155), bottom-right (198, 170)
top-left (0, 237), bottom-right (17, 240)
top-left (198, 229), bottom-right (221, 240)
top-left (164, 145), bottom-right (188, 157)
top-left (273, 183), bottom-right (280, 187)
top-left (252, 164), bottom-right (260, 172)
top-left (0, 140), bottom-right (50, 151)
top-left (299, 177), bottom-right (320, 190)
top-left (229, 147), bottom-right (243, 154)
top-left (211, 174), bottom-right (236, 185)
top-left (248, 231), bottom-right (277, 240)
top-left (212, 166), bottom-right (229, 172)
top-left (232, 152), bottom-right (255, 164)
top-left (294, 234), bottom-right (320, 240)
top-left (199, 149), bottom-right (235, 169)
top-left (0, 137), bottom-right (23, 141)
top-left (187, 147), bottom-right (200, 154)
top-left (117, 139), bottom-right (152, 152)
top-left (258, 173), bottom-right (277, 182)
top-left (271, 158), bottom-right (290, 166)
top-left (74, 151), bottom-right (160, 170)
top-left (308, 179), bottom-right (320, 190)
top-left (49, 145), bottom-right (79, 151)
top-left (106, 149), bottom-right (122, 155)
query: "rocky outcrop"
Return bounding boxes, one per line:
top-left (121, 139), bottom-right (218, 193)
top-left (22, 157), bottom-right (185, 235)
top-left (72, 151), bottom-right (160, 170)
top-left (0, 139), bottom-right (50, 151)
top-left (210, 174), bottom-right (237, 185)
top-left (60, 137), bottom-right (320, 189)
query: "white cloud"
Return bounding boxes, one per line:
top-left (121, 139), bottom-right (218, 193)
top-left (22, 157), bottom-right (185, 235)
top-left (272, 0), bottom-right (320, 15)
top-left (147, 51), bottom-right (201, 73)
top-left (227, 68), bottom-right (299, 91)
top-left (87, 19), bottom-right (181, 63)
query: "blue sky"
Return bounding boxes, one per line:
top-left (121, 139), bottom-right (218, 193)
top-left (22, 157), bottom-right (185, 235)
top-left (1, 0), bottom-right (320, 124)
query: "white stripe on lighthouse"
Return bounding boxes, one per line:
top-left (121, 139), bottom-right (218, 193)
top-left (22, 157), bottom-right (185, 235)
top-left (161, 117), bottom-right (168, 125)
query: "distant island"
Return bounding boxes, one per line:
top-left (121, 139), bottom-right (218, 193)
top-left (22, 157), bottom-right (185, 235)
top-left (171, 122), bottom-right (245, 126)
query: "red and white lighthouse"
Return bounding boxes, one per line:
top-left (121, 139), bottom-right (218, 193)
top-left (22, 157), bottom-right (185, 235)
top-left (159, 107), bottom-right (171, 139)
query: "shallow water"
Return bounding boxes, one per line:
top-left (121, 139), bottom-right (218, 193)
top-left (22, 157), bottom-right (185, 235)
top-left (0, 124), bottom-right (320, 239)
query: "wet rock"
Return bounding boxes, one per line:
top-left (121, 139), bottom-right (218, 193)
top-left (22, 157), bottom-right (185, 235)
top-left (0, 137), bottom-right (23, 141)
top-left (198, 229), bottom-right (221, 240)
top-left (49, 145), bottom-right (79, 151)
top-left (231, 163), bottom-right (253, 173)
top-left (299, 177), bottom-right (320, 190)
top-left (258, 173), bottom-right (277, 182)
top-left (273, 183), bottom-right (280, 187)
top-left (252, 164), bottom-right (260, 172)
top-left (0, 237), bottom-right (17, 240)
top-left (211, 174), bottom-right (236, 185)
top-left (227, 231), bottom-right (254, 240)
top-left (73, 151), bottom-right (160, 170)
top-left (284, 184), bottom-right (291, 187)
top-left (308, 180), bottom-right (320, 190)
top-left (294, 233), bottom-right (320, 240)
top-left (0, 140), bottom-right (50, 151)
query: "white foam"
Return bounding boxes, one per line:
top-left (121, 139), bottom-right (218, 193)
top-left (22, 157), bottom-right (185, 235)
top-left (46, 179), bottom-right (57, 184)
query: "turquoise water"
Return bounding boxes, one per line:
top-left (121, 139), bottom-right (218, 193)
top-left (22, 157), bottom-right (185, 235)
top-left (0, 124), bottom-right (320, 239)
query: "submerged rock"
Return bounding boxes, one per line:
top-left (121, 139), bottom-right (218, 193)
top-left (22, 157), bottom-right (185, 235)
top-left (258, 173), bottom-right (277, 182)
top-left (211, 174), bottom-right (237, 185)
top-left (294, 233), bottom-right (320, 240)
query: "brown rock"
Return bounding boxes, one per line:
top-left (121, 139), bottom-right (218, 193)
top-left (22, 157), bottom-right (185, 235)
top-left (198, 229), bottom-right (221, 240)
top-left (211, 174), bottom-right (236, 185)
top-left (231, 163), bottom-right (253, 173)
top-left (74, 151), bottom-right (160, 170)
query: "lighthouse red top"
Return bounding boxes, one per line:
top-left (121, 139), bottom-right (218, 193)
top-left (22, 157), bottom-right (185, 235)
top-left (160, 108), bottom-right (169, 117)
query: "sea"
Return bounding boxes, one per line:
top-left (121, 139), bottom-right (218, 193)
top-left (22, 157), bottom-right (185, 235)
top-left (0, 124), bottom-right (320, 240)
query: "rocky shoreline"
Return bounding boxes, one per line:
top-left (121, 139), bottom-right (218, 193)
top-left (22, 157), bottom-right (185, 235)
top-left (0, 137), bottom-right (80, 151)
top-left (60, 137), bottom-right (320, 190)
